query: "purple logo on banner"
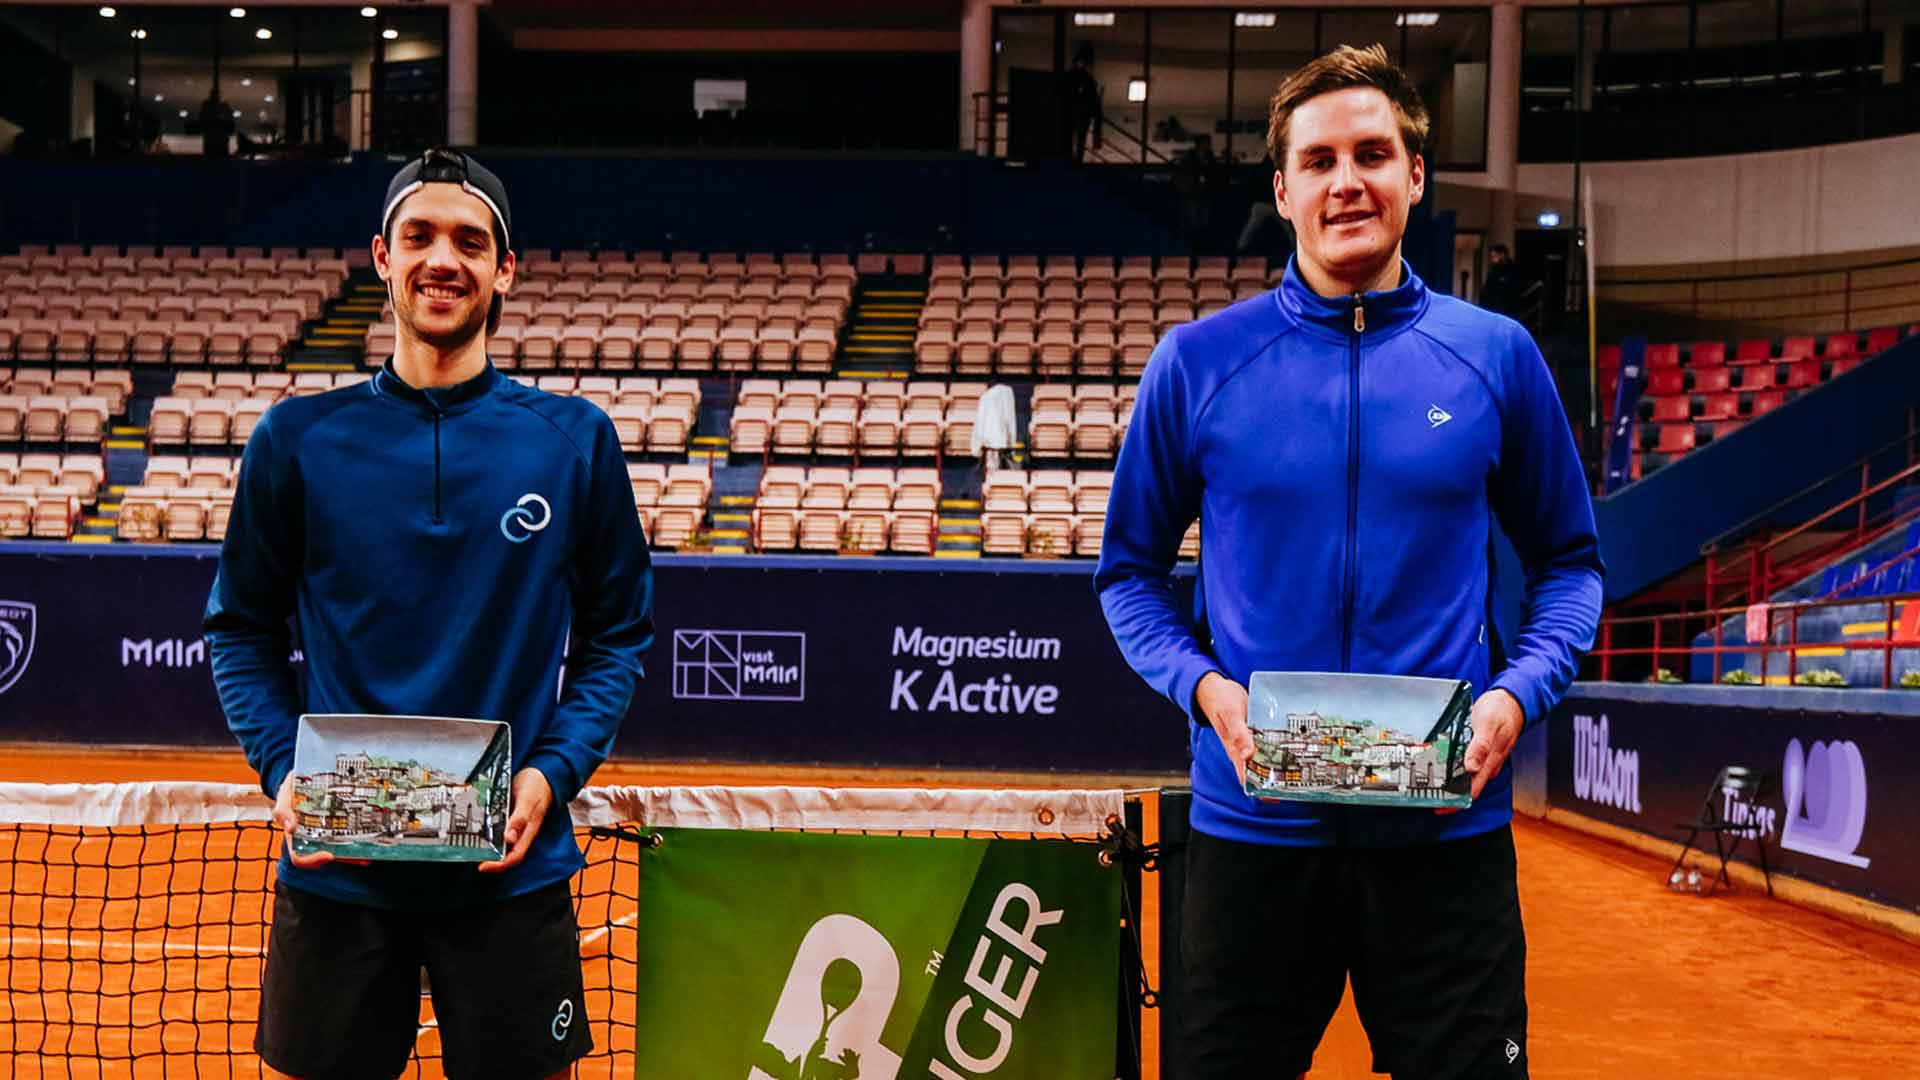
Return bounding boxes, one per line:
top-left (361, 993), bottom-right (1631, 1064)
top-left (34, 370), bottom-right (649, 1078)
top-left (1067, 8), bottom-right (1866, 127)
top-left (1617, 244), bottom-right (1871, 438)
top-left (0, 600), bottom-right (35, 695)
top-left (1780, 738), bottom-right (1871, 868)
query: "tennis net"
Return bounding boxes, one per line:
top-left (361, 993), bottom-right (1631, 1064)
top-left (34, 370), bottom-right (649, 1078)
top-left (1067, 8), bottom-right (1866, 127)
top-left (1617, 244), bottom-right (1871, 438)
top-left (0, 781), bottom-right (1127, 1079)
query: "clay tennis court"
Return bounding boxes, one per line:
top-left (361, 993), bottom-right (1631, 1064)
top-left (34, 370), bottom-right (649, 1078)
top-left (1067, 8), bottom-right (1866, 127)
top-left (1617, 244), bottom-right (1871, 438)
top-left (5, 746), bottom-right (1918, 1078)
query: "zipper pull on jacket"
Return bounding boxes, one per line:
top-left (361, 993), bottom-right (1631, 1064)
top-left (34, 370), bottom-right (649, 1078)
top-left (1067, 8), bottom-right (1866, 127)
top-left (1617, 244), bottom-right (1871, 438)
top-left (1353, 294), bottom-right (1366, 333)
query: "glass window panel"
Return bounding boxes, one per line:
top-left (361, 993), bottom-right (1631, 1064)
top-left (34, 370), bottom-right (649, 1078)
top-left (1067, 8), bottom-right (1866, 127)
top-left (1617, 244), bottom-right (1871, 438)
top-left (1228, 10), bottom-right (1315, 165)
top-left (992, 12), bottom-right (1056, 156)
top-left (1403, 8), bottom-right (1490, 168)
top-left (1075, 9), bottom-right (1147, 162)
top-left (1145, 11), bottom-right (1229, 162)
top-left (1597, 4), bottom-right (1690, 110)
top-left (1320, 10), bottom-right (1401, 61)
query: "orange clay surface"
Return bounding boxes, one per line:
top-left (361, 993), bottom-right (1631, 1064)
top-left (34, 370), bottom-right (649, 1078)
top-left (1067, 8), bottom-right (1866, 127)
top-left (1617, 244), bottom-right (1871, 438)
top-left (4, 745), bottom-right (1918, 1078)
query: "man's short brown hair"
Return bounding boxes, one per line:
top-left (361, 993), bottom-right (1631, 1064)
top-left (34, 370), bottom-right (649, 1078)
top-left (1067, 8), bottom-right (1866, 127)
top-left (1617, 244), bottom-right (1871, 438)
top-left (1266, 43), bottom-right (1430, 169)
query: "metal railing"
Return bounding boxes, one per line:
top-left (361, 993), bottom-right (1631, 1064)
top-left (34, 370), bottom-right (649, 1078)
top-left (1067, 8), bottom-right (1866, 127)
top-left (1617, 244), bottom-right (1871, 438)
top-left (970, 92), bottom-right (1170, 165)
top-left (1592, 590), bottom-right (1918, 689)
top-left (1701, 424), bottom-right (1920, 609)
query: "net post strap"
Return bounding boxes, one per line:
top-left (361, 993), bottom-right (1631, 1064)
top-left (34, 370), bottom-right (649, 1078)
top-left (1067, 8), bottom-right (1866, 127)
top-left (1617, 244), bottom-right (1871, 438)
top-left (0, 780), bottom-right (1128, 835)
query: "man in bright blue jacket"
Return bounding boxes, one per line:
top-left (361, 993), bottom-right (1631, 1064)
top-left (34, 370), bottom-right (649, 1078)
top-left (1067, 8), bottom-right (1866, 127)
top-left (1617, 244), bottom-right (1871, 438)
top-left (1095, 47), bottom-right (1601, 1080)
top-left (206, 149), bottom-right (653, 1080)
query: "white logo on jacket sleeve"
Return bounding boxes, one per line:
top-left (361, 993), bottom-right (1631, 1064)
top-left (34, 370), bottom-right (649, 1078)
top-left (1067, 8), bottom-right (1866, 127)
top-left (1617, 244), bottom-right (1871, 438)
top-left (500, 493), bottom-right (553, 543)
top-left (1427, 404), bottom-right (1453, 428)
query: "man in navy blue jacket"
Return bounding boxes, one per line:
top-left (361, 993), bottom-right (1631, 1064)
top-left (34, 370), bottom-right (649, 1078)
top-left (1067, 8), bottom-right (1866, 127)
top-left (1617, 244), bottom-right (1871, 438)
top-left (1095, 47), bottom-right (1602, 1080)
top-left (206, 149), bottom-right (654, 1080)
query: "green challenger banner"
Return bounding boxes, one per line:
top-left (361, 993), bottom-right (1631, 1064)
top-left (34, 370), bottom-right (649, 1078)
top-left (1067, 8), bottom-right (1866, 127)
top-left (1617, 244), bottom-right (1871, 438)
top-left (632, 829), bottom-right (1122, 1079)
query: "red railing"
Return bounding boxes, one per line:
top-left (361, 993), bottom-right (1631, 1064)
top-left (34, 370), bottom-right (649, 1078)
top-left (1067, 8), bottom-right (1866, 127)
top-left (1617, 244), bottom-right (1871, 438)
top-left (1701, 425), bottom-right (1920, 609)
top-left (1592, 590), bottom-right (1918, 689)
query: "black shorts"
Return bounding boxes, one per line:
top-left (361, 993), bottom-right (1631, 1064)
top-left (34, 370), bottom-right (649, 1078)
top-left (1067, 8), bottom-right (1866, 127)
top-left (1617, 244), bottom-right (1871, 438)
top-left (1179, 824), bottom-right (1528, 1080)
top-left (257, 881), bottom-right (592, 1080)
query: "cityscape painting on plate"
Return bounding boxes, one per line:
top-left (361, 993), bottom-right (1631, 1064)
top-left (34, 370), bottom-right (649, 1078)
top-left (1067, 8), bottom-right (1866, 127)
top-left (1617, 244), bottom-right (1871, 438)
top-left (1243, 672), bottom-right (1475, 809)
top-left (289, 713), bottom-right (511, 862)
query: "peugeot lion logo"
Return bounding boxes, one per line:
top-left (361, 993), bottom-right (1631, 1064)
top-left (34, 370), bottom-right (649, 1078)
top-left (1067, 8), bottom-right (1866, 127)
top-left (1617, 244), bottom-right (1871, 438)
top-left (0, 601), bottom-right (36, 695)
top-left (500, 493), bottom-right (552, 543)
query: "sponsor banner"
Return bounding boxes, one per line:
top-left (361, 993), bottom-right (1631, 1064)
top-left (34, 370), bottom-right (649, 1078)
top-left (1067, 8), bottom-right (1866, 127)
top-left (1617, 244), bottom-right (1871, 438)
top-left (1547, 694), bottom-right (1920, 913)
top-left (632, 828), bottom-right (1121, 1079)
top-left (0, 550), bottom-right (1191, 773)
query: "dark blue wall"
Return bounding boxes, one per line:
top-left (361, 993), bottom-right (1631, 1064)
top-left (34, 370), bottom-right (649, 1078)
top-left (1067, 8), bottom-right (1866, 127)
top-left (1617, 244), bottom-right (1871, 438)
top-left (0, 153), bottom-right (1453, 287)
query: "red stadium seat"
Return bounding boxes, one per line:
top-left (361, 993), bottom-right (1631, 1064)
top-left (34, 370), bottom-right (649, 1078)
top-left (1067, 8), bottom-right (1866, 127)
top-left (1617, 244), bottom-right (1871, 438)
top-left (1734, 339), bottom-right (1772, 363)
top-left (1822, 333), bottom-right (1858, 358)
top-left (1865, 327), bottom-right (1899, 354)
top-left (1646, 368), bottom-right (1687, 396)
top-left (1778, 336), bottom-right (1816, 360)
top-left (1783, 359), bottom-right (1821, 389)
top-left (1646, 396), bottom-right (1691, 423)
top-left (1748, 389), bottom-right (1786, 416)
top-left (1731, 365), bottom-right (1776, 392)
top-left (1597, 344), bottom-right (1621, 370)
top-left (1688, 341), bottom-right (1726, 367)
top-left (1690, 367), bottom-right (1731, 394)
top-left (1645, 343), bottom-right (1681, 368)
top-left (1655, 424), bottom-right (1697, 455)
top-left (1697, 393), bottom-right (1739, 421)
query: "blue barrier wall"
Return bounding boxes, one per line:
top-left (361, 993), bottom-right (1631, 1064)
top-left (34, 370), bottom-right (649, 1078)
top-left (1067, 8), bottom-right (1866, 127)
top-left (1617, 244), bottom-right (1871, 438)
top-left (1541, 682), bottom-right (1920, 913)
top-left (0, 546), bottom-right (1193, 775)
top-left (1592, 339), bottom-right (1920, 602)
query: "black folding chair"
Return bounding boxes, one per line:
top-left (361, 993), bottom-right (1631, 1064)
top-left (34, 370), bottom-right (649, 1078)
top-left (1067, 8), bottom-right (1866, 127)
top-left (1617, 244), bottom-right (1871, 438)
top-left (1671, 766), bottom-right (1773, 897)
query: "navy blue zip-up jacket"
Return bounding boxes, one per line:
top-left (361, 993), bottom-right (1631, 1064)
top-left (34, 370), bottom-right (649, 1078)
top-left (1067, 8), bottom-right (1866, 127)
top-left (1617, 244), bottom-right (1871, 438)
top-left (205, 360), bottom-right (654, 909)
top-left (1095, 260), bottom-right (1602, 848)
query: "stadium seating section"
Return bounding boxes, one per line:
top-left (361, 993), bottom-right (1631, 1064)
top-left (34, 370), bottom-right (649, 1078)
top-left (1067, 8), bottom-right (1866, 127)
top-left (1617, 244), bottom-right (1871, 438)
top-left (1600, 326), bottom-right (1916, 480)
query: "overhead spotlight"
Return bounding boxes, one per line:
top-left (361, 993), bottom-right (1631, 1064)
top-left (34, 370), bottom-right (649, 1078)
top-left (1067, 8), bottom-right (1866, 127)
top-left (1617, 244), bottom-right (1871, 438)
top-left (382, 28), bottom-right (398, 40)
top-left (1126, 77), bottom-right (1147, 103)
top-left (178, 109), bottom-right (188, 118)
top-left (153, 94), bottom-right (164, 102)
top-left (229, 7), bottom-right (246, 17)
top-left (264, 94), bottom-right (274, 103)
top-left (1234, 13), bottom-right (1277, 29)
top-left (232, 110), bottom-right (242, 119)
top-left (1537, 210), bottom-right (1563, 228)
top-left (1073, 13), bottom-right (1115, 28)
top-left (98, 6), bottom-right (116, 17)
top-left (130, 28), bottom-right (148, 40)
top-left (360, 6), bottom-right (377, 17)
top-left (126, 77), bottom-right (135, 86)
top-left (255, 27), bottom-right (272, 40)
top-left (1396, 13), bottom-right (1441, 28)
top-left (241, 78), bottom-right (252, 87)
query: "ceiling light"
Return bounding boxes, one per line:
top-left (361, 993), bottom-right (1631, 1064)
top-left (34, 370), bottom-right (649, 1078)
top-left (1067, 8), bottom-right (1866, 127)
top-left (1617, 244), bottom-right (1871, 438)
top-left (98, 6), bottom-right (116, 17)
top-left (361, 6), bottom-right (377, 17)
top-left (264, 94), bottom-right (274, 103)
top-left (255, 27), bottom-right (272, 40)
top-left (241, 78), bottom-right (253, 87)
top-left (178, 109), bottom-right (188, 118)
top-left (153, 94), bottom-right (164, 102)
top-left (1073, 13), bottom-right (1115, 28)
top-left (1126, 77), bottom-right (1147, 103)
top-left (1396, 13), bottom-right (1441, 28)
top-left (126, 77), bottom-right (135, 86)
top-left (1234, 13), bottom-right (1277, 29)
top-left (130, 28), bottom-right (148, 40)
top-left (229, 7), bottom-right (246, 17)
top-left (382, 28), bottom-right (398, 40)
top-left (232, 110), bottom-right (242, 119)
top-left (1537, 210), bottom-right (1562, 228)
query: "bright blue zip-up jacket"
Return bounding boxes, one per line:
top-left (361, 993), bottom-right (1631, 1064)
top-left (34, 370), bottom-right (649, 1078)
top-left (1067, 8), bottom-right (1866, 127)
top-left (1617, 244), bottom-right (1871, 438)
top-left (1095, 260), bottom-right (1602, 847)
top-left (205, 360), bottom-right (654, 909)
